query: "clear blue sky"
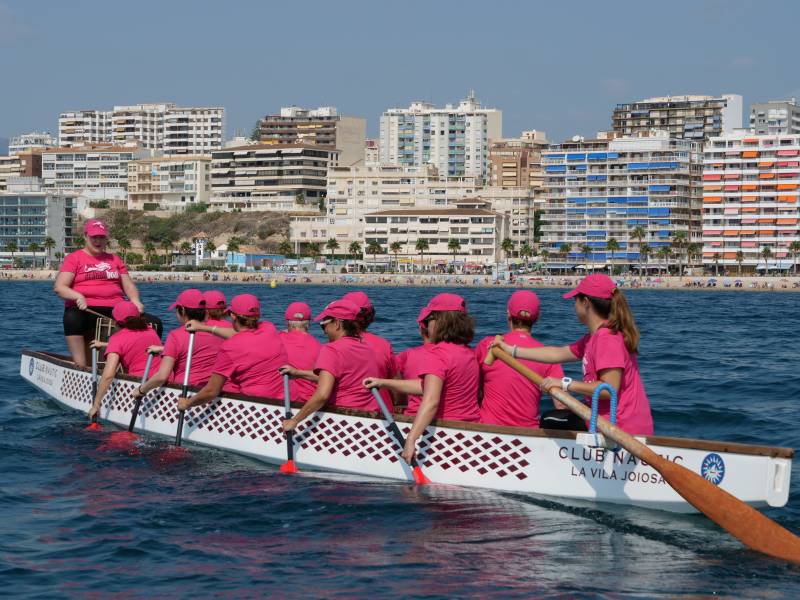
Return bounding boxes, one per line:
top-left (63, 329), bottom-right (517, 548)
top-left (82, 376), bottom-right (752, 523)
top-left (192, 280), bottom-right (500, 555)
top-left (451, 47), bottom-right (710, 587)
top-left (1, 0), bottom-right (798, 143)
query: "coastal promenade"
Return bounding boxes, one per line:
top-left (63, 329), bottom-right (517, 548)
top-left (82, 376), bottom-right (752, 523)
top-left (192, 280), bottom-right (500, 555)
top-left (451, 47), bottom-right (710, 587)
top-left (3, 269), bottom-right (799, 292)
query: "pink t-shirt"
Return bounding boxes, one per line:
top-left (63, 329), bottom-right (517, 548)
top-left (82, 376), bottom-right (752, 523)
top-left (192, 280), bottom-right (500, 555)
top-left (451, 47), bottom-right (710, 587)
top-left (363, 331), bottom-right (396, 411)
top-left (60, 250), bottom-right (128, 307)
top-left (105, 327), bottom-right (162, 377)
top-left (475, 332), bottom-right (564, 428)
top-left (569, 327), bottom-right (654, 435)
top-left (162, 326), bottom-right (224, 387)
top-left (418, 342), bottom-right (480, 422)
top-left (314, 335), bottom-right (383, 412)
top-left (212, 325), bottom-right (288, 398)
top-left (396, 344), bottom-right (432, 416)
top-left (206, 317), bottom-right (233, 329)
top-left (280, 329), bottom-right (322, 402)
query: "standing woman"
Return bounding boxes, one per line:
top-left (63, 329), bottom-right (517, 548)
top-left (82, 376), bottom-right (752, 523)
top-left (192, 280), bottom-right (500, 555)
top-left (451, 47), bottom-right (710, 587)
top-left (54, 219), bottom-right (162, 366)
top-left (491, 274), bottom-right (654, 435)
top-left (88, 301), bottom-right (162, 420)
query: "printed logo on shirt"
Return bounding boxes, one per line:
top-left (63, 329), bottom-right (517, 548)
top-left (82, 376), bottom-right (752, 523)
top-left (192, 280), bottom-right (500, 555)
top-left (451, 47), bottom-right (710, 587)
top-left (82, 262), bottom-right (119, 280)
top-left (700, 452), bottom-right (725, 485)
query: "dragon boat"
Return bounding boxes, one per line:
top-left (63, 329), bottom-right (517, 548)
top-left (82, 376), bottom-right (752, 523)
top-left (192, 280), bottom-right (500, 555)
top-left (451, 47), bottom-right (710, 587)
top-left (20, 349), bottom-right (793, 514)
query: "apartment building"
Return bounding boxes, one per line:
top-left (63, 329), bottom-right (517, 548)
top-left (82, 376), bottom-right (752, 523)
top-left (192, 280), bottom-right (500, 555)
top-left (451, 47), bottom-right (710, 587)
top-left (0, 178), bottom-right (74, 264)
top-left (540, 131), bottom-right (702, 269)
top-left (612, 95), bottom-right (742, 141)
top-left (41, 143), bottom-right (147, 193)
top-left (702, 132), bottom-right (800, 272)
top-left (473, 186), bottom-right (539, 248)
top-left (488, 130), bottom-right (548, 189)
top-left (0, 152), bottom-right (43, 192)
top-left (749, 100), bottom-right (800, 135)
top-left (59, 103), bottom-right (224, 155)
top-left (379, 91), bottom-right (502, 180)
top-left (258, 106), bottom-right (365, 167)
top-left (127, 156), bottom-right (211, 211)
top-left (209, 144), bottom-right (334, 212)
top-left (9, 131), bottom-right (55, 155)
top-left (289, 164), bottom-right (480, 248)
top-left (364, 139), bottom-right (379, 165)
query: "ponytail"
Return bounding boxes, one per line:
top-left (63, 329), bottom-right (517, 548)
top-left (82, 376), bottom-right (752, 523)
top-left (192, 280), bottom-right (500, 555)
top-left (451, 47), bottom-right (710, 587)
top-left (580, 290), bottom-right (640, 353)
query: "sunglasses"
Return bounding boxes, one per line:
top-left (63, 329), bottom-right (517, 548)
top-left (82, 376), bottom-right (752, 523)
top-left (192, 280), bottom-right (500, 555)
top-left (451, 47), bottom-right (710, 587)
top-left (319, 319), bottom-right (334, 331)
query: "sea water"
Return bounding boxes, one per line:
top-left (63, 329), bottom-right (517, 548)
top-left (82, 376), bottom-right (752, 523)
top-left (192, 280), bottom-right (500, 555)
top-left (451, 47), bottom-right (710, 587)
top-left (2, 281), bottom-right (799, 597)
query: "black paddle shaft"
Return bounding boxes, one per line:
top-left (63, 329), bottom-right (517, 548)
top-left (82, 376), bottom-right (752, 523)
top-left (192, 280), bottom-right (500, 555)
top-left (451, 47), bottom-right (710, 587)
top-left (386, 420), bottom-right (422, 469)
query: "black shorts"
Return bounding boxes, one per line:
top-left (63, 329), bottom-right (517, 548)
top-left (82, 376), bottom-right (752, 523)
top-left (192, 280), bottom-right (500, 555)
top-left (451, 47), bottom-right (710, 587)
top-left (63, 305), bottom-right (164, 339)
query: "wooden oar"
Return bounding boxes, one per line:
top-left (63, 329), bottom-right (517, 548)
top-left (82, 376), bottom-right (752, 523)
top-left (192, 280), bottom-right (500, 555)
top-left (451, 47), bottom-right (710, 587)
top-left (279, 374), bottom-right (298, 474)
top-left (174, 332), bottom-right (195, 447)
top-left (85, 347), bottom-right (102, 430)
top-left (485, 339), bottom-right (800, 565)
top-left (370, 388), bottom-right (430, 485)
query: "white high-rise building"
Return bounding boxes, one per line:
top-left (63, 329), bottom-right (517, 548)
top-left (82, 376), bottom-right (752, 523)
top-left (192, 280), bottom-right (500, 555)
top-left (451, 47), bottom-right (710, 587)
top-left (379, 92), bottom-right (502, 180)
top-left (9, 131), bottom-right (56, 155)
top-left (58, 103), bottom-right (225, 155)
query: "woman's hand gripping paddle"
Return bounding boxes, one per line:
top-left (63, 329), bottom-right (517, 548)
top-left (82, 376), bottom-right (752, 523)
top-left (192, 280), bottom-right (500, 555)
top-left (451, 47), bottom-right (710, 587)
top-left (85, 347), bottom-right (102, 431)
top-left (370, 388), bottom-right (430, 485)
top-left (279, 374), bottom-right (298, 474)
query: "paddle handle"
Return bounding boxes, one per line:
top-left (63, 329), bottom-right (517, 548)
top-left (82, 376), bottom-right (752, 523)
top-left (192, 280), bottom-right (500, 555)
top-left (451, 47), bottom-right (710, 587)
top-left (283, 374), bottom-right (294, 463)
top-left (128, 352), bottom-right (155, 432)
top-left (370, 388), bottom-right (422, 469)
top-left (90, 347), bottom-right (99, 423)
top-left (175, 332), bottom-right (196, 447)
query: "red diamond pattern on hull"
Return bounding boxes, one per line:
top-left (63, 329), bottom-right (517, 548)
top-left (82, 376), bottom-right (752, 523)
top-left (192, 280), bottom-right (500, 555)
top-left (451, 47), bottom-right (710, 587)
top-left (61, 371), bottom-right (94, 406)
top-left (295, 417), bottom-right (402, 463)
top-left (187, 400), bottom-right (285, 444)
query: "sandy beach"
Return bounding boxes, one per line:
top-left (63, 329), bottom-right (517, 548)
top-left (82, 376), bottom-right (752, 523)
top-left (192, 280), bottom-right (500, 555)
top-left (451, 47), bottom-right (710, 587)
top-left (3, 269), bottom-right (800, 291)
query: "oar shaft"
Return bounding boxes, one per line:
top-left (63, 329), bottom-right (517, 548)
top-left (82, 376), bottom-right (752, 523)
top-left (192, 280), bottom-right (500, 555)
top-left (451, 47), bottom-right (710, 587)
top-left (128, 352), bottom-right (154, 433)
top-left (282, 374), bottom-right (294, 463)
top-left (370, 388), bottom-right (421, 469)
top-left (90, 347), bottom-right (98, 423)
top-left (175, 332), bottom-right (195, 447)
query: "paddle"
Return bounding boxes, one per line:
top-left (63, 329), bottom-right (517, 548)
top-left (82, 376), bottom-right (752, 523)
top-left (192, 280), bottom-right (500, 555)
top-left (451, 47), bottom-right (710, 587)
top-left (85, 347), bottom-right (102, 430)
top-left (104, 352), bottom-right (156, 448)
top-left (485, 339), bottom-right (800, 565)
top-left (279, 374), bottom-right (298, 474)
top-left (174, 332), bottom-right (195, 447)
top-left (370, 388), bottom-right (430, 485)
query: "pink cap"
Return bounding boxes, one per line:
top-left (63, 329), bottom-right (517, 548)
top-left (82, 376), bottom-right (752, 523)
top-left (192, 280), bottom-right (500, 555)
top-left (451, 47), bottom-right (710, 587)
top-left (417, 293), bottom-right (467, 323)
top-left (229, 293), bottom-right (261, 317)
top-left (203, 290), bottom-right (227, 310)
top-left (314, 299), bottom-right (361, 322)
top-left (563, 273), bottom-right (617, 300)
top-left (84, 219), bottom-right (109, 237)
top-left (342, 291), bottom-right (372, 311)
top-left (507, 290), bottom-right (540, 321)
top-left (284, 301), bottom-right (311, 321)
top-left (112, 301), bottom-right (140, 322)
top-left (168, 288), bottom-right (206, 310)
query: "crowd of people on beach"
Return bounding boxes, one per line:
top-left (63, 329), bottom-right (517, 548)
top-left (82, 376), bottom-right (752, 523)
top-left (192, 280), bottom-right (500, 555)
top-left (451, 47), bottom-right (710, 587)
top-left (52, 219), bottom-right (655, 463)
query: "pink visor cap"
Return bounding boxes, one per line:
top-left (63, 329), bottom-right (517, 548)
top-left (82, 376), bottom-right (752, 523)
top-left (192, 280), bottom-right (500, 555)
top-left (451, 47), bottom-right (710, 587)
top-left (203, 290), bottom-right (227, 310)
top-left (285, 301), bottom-right (312, 321)
top-left (314, 299), bottom-right (361, 322)
top-left (507, 290), bottom-right (541, 321)
top-left (341, 291), bottom-right (372, 311)
top-left (112, 301), bottom-right (140, 322)
top-left (417, 293), bottom-right (467, 323)
top-left (168, 288), bottom-right (206, 310)
top-left (228, 294), bottom-right (261, 317)
top-left (563, 273), bottom-right (617, 300)
top-left (84, 219), bottom-right (109, 237)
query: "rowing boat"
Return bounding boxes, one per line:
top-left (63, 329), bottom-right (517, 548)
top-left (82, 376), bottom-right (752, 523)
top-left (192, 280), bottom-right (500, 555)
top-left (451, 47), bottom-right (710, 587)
top-left (20, 349), bottom-right (793, 514)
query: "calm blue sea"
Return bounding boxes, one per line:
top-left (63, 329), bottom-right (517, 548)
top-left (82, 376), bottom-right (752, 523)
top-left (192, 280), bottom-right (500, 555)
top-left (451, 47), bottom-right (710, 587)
top-left (2, 281), bottom-right (799, 598)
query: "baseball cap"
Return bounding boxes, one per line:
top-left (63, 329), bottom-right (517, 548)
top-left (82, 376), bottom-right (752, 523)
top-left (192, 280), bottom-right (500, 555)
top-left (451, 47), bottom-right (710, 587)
top-left (112, 301), bottom-right (140, 322)
top-left (563, 273), bottom-right (617, 300)
top-left (284, 301), bottom-right (312, 321)
top-left (228, 294), bottom-right (261, 317)
top-left (342, 291), bottom-right (372, 311)
top-left (203, 290), bottom-right (227, 310)
top-left (168, 288), bottom-right (206, 310)
top-left (314, 299), bottom-right (361, 322)
top-left (417, 293), bottom-right (467, 324)
top-left (507, 290), bottom-right (540, 322)
top-left (84, 219), bottom-right (109, 237)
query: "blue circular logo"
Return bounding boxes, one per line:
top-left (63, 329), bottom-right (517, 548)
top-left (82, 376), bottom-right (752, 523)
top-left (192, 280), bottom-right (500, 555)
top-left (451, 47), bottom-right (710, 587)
top-left (28, 357), bottom-right (35, 376)
top-left (700, 453), bottom-right (725, 485)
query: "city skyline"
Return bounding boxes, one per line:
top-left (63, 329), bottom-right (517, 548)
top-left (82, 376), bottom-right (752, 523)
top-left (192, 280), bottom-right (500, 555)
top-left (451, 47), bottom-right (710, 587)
top-left (2, 0), bottom-right (799, 143)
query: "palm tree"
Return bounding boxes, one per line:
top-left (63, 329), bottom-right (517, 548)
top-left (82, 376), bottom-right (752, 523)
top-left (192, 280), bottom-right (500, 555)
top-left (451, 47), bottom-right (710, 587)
top-left (226, 237), bottom-right (241, 254)
top-left (447, 239), bottom-right (461, 271)
top-left (657, 245), bottom-right (672, 276)
top-left (712, 252), bottom-right (721, 277)
top-left (306, 244), bottom-right (321, 262)
top-left (686, 242), bottom-right (701, 271)
top-left (27, 242), bottom-right (40, 268)
top-left (735, 250), bottom-right (745, 276)
top-left (580, 243), bottom-right (592, 272)
top-left (639, 243), bottom-right (651, 280)
top-left (761, 246), bottom-right (773, 275)
top-left (501, 238), bottom-right (515, 266)
top-left (205, 240), bottom-right (217, 255)
top-left (606, 237), bottom-right (620, 274)
top-left (54, 251), bottom-right (63, 265)
top-left (325, 238), bottom-right (339, 263)
top-left (144, 241), bottom-right (156, 265)
top-left (278, 239), bottom-right (293, 257)
top-left (160, 239), bottom-right (173, 267)
top-left (348, 241), bottom-right (362, 269)
top-left (519, 242), bottom-right (532, 269)
top-left (559, 242), bottom-right (572, 276)
top-left (789, 241), bottom-right (800, 276)
top-left (43, 236), bottom-right (56, 269)
top-left (117, 237), bottom-right (131, 264)
top-left (6, 241), bottom-right (18, 266)
top-left (540, 249), bottom-right (550, 271)
top-left (179, 241), bottom-right (192, 254)
top-left (390, 241), bottom-right (402, 273)
top-left (671, 231), bottom-right (688, 279)
top-left (415, 238), bottom-right (429, 272)
top-left (367, 240), bottom-right (382, 271)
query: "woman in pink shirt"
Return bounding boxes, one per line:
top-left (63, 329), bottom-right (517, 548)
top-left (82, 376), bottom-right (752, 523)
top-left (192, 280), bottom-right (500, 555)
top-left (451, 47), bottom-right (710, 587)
top-left (282, 299), bottom-right (381, 433)
top-left (132, 289), bottom-right (224, 402)
top-left (392, 308), bottom-right (432, 416)
top-left (492, 274), bottom-right (654, 435)
top-left (365, 293), bottom-right (480, 465)
top-left (476, 290), bottom-right (564, 428)
top-left (54, 219), bottom-right (162, 367)
top-left (277, 301), bottom-right (322, 402)
top-left (203, 290), bottom-right (233, 329)
top-left (88, 301), bottom-right (162, 420)
top-left (177, 294), bottom-right (288, 411)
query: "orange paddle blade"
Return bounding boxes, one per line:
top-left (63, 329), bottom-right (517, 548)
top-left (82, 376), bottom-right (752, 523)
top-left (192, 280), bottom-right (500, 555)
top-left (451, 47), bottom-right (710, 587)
top-left (279, 460), bottom-right (298, 474)
top-left (85, 422), bottom-right (102, 431)
top-left (412, 466), bottom-right (431, 485)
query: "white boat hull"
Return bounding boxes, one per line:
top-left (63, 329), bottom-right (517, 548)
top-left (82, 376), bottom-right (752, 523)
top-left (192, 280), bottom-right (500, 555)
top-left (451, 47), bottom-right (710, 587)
top-left (20, 350), bottom-right (792, 513)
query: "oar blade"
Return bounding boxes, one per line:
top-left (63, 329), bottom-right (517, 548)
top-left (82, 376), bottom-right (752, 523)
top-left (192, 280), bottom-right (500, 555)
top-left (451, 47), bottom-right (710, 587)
top-left (279, 459), bottom-right (298, 474)
top-left (412, 465), bottom-right (431, 485)
top-left (85, 421), bottom-right (102, 431)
